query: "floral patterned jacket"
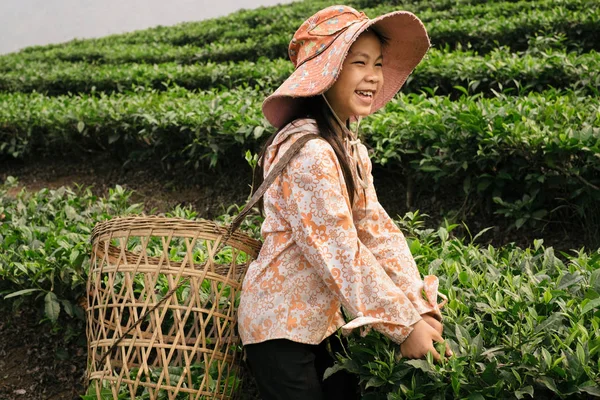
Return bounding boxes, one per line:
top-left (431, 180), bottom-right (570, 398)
top-left (238, 118), bottom-right (446, 346)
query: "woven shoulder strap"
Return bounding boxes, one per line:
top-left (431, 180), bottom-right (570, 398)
top-left (228, 133), bottom-right (323, 235)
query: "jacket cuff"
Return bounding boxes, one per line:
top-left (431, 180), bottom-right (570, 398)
top-left (340, 310), bottom-right (422, 344)
top-left (420, 275), bottom-right (447, 321)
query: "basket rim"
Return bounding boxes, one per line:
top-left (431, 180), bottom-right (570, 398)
top-left (90, 215), bottom-right (262, 257)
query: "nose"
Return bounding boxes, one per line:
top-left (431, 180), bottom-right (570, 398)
top-left (365, 68), bottom-right (382, 84)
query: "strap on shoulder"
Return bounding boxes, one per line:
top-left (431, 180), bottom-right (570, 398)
top-left (228, 133), bottom-right (324, 235)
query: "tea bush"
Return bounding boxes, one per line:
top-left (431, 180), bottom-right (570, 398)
top-left (363, 90), bottom-right (600, 232)
top-left (0, 179), bottom-right (598, 398)
top-left (1, 3), bottom-right (596, 66)
top-left (3, 86), bottom-right (599, 236)
top-left (332, 216), bottom-right (600, 399)
top-left (83, 0), bottom-right (585, 47)
top-left (0, 178), bottom-right (261, 323)
top-left (0, 86), bottom-right (269, 167)
top-left (2, 88), bottom-right (597, 235)
top-left (1, 48), bottom-right (597, 97)
top-left (0, 179), bottom-right (143, 321)
top-left (1, 0), bottom-right (599, 397)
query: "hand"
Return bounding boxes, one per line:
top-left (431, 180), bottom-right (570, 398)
top-left (400, 319), bottom-right (452, 362)
top-left (422, 313), bottom-right (443, 335)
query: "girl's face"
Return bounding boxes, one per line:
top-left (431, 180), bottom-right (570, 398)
top-left (325, 30), bottom-right (384, 124)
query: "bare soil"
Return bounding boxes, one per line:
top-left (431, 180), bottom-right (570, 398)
top-left (0, 303), bottom-right (86, 400)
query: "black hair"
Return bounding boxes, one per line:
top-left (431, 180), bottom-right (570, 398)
top-left (253, 95), bottom-right (362, 215)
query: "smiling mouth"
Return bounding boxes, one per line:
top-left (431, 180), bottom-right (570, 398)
top-left (355, 90), bottom-right (375, 105)
top-left (355, 90), bottom-right (374, 98)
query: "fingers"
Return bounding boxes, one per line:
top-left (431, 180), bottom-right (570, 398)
top-left (432, 330), bottom-right (444, 344)
top-left (445, 344), bottom-right (453, 357)
top-left (428, 346), bottom-right (441, 362)
top-left (431, 320), bottom-right (443, 335)
top-left (399, 319), bottom-right (453, 362)
top-left (430, 329), bottom-right (453, 360)
top-left (422, 314), bottom-right (443, 335)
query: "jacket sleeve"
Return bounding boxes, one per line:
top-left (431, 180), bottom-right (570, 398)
top-left (352, 144), bottom-right (446, 321)
top-left (280, 138), bottom-right (422, 344)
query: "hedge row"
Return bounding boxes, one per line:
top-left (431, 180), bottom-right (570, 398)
top-left (2, 87), bottom-right (597, 164)
top-left (1, 179), bottom-right (598, 398)
top-left (19, 0), bottom-right (583, 52)
top-left (1, 6), bottom-right (597, 67)
top-left (152, 0), bottom-right (576, 47)
top-left (1, 48), bottom-right (597, 97)
top-left (180, 0), bottom-right (598, 50)
top-left (0, 86), bottom-right (268, 167)
top-left (362, 90), bottom-right (600, 231)
top-left (1, 88), bottom-right (598, 231)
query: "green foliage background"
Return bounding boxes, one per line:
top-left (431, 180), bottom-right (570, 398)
top-left (0, 0), bottom-right (599, 398)
top-left (1, 0), bottom-right (599, 238)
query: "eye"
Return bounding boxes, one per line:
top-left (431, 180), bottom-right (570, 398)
top-left (353, 61), bottom-right (365, 65)
top-left (375, 62), bottom-right (383, 67)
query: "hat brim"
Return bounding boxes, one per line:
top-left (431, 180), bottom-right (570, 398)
top-left (262, 11), bottom-right (430, 129)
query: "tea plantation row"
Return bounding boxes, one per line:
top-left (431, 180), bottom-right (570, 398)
top-left (12, 0), bottom-right (595, 54)
top-left (2, 87), bottom-right (598, 236)
top-left (2, 47), bottom-right (597, 97)
top-left (89, 0), bottom-right (590, 47)
top-left (1, 4), bottom-right (597, 67)
top-left (73, 0), bottom-right (586, 46)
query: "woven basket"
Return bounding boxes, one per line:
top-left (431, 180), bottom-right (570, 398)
top-left (86, 216), bottom-right (262, 399)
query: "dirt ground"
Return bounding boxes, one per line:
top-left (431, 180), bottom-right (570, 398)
top-left (0, 302), bottom-right (86, 400)
top-left (0, 153), bottom-right (594, 399)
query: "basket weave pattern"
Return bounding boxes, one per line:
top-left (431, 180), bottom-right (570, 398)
top-left (86, 216), bottom-right (261, 399)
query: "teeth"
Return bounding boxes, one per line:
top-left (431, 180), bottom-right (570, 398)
top-left (356, 90), bottom-right (373, 97)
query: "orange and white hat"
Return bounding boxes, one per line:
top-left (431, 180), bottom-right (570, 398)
top-left (262, 5), bottom-right (431, 129)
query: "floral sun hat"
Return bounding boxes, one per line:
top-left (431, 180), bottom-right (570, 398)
top-left (262, 5), bottom-right (431, 129)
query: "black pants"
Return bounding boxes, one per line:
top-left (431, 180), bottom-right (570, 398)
top-left (244, 335), bottom-right (360, 400)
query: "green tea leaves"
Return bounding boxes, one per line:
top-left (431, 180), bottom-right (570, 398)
top-left (44, 292), bottom-right (60, 323)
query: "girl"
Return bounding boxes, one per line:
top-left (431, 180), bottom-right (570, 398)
top-left (238, 5), bottom-right (450, 399)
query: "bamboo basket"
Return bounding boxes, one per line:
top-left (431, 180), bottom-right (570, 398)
top-left (86, 216), bottom-right (262, 400)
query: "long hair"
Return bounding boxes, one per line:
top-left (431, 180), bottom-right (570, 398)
top-left (252, 95), bottom-right (361, 215)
